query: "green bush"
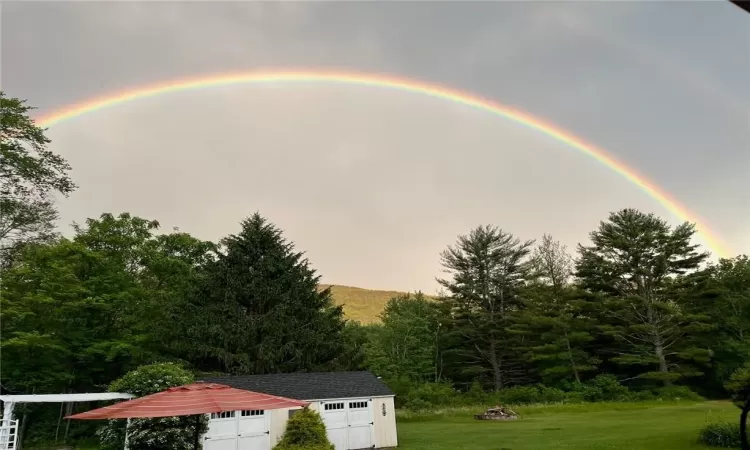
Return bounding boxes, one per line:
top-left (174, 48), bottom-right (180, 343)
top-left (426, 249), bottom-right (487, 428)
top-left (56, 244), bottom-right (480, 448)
top-left (495, 385), bottom-right (543, 405)
top-left (402, 382), bottom-right (460, 410)
top-left (463, 381), bottom-right (489, 405)
top-left (97, 362), bottom-right (207, 450)
top-left (273, 407), bottom-right (334, 450)
top-left (584, 374), bottom-right (631, 401)
top-left (698, 422), bottom-right (741, 448)
top-left (628, 390), bottom-right (656, 401)
top-left (653, 385), bottom-right (704, 401)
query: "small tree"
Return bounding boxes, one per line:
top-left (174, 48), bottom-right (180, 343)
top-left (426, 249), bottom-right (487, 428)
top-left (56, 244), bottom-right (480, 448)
top-left (97, 363), bottom-right (209, 450)
top-left (273, 407), bottom-right (334, 450)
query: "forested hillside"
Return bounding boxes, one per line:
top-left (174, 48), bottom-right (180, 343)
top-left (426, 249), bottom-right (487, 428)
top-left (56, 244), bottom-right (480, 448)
top-left (321, 285), bottom-right (436, 324)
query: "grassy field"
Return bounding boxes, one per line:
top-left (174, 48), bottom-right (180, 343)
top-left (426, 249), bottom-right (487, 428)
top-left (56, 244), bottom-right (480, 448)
top-left (31, 401), bottom-right (740, 449)
top-left (397, 401), bottom-right (739, 449)
top-left (322, 284), bottom-right (436, 324)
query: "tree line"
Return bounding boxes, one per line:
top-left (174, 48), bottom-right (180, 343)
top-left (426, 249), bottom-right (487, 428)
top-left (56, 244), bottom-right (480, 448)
top-left (2, 92), bottom-right (749, 444)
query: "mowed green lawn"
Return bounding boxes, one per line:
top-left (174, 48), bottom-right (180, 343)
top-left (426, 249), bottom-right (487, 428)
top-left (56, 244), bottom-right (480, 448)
top-left (397, 401), bottom-right (739, 450)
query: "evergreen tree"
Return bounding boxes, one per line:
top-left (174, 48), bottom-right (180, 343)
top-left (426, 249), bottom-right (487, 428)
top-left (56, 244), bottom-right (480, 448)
top-left (177, 213), bottom-right (347, 374)
top-left (575, 208), bottom-right (710, 384)
top-left (520, 235), bottom-right (599, 385)
top-left (437, 225), bottom-right (534, 390)
top-left (686, 255), bottom-right (750, 393)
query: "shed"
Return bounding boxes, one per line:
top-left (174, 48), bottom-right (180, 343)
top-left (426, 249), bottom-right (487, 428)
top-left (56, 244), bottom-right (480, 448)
top-left (199, 371), bottom-right (397, 450)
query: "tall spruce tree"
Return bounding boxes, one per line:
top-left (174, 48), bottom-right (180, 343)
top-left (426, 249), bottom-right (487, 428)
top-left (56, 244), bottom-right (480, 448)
top-left (437, 225), bottom-right (534, 390)
top-left (576, 208), bottom-right (710, 384)
top-left (177, 213), bottom-right (346, 374)
top-left (520, 235), bottom-right (599, 384)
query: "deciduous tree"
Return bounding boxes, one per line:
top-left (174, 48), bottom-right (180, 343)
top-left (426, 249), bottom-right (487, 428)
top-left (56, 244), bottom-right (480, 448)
top-left (0, 92), bottom-right (76, 263)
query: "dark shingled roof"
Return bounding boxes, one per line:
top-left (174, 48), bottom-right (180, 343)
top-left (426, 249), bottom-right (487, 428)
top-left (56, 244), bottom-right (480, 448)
top-left (199, 371), bottom-right (394, 401)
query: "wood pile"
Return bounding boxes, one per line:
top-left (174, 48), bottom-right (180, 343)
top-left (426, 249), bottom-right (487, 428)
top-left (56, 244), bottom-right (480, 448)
top-left (474, 405), bottom-right (519, 421)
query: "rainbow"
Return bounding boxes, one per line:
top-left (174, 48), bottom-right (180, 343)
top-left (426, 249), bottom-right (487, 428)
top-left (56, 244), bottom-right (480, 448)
top-left (34, 70), bottom-right (731, 257)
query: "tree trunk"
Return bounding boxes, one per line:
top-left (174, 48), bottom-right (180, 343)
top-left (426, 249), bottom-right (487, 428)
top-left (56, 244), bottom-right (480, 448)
top-left (654, 336), bottom-right (671, 386)
top-left (564, 330), bottom-right (581, 384)
top-left (654, 339), bottom-right (668, 373)
top-left (489, 340), bottom-right (503, 390)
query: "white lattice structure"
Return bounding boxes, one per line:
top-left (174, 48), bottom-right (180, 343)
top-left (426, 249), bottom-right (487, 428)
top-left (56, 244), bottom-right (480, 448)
top-left (0, 392), bottom-right (133, 450)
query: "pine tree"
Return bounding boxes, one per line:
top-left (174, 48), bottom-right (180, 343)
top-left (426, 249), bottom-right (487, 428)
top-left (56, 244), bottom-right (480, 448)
top-left (686, 255), bottom-right (750, 392)
top-left (437, 225), bottom-right (534, 390)
top-left (575, 208), bottom-right (710, 384)
top-left (519, 235), bottom-right (599, 385)
top-left (178, 213), bottom-right (346, 374)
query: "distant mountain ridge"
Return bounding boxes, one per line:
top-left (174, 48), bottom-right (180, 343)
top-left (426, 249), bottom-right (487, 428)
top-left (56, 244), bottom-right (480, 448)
top-left (319, 284), bottom-right (437, 324)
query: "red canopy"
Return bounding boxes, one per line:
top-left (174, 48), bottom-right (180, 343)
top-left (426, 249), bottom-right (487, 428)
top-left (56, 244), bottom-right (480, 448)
top-left (66, 383), bottom-right (308, 419)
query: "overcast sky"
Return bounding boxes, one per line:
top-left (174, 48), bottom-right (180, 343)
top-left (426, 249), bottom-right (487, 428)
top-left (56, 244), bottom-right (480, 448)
top-left (2, 1), bottom-right (749, 293)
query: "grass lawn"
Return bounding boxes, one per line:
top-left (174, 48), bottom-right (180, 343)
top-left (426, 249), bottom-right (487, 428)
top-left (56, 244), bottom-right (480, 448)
top-left (397, 401), bottom-right (740, 450)
top-left (30, 401), bottom-right (740, 449)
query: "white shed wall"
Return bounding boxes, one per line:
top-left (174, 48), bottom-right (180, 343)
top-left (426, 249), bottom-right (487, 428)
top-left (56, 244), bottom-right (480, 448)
top-left (267, 397), bottom-right (397, 449)
top-left (372, 397), bottom-right (398, 448)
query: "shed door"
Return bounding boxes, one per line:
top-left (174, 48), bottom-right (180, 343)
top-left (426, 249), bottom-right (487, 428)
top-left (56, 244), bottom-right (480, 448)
top-left (205, 410), bottom-right (271, 450)
top-left (321, 401), bottom-right (348, 450)
top-left (321, 399), bottom-right (375, 450)
top-left (237, 409), bottom-right (270, 450)
top-left (205, 411), bottom-right (237, 450)
top-left (347, 400), bottom-right (373, 450)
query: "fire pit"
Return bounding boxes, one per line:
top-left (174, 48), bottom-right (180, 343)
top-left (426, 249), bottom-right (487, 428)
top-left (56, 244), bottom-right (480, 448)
top-left (474, 405), bottom-right (519, 421)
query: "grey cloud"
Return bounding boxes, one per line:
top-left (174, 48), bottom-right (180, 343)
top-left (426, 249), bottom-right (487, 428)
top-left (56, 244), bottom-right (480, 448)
top-left (2, 1), bottom-right (748, 290)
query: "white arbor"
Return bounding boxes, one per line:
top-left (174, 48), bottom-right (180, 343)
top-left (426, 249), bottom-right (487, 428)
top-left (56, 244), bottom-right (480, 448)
top-left (0, 392), bottom-right (133, 450)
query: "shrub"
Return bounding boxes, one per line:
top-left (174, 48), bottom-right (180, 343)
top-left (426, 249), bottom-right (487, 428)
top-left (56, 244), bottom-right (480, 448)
top-left (653, 385), bottom-right (704, 402)
top-left (402, 382), bottom-right (459, 410)
top-left (585, 374), bottom-right (630, 402)
top-left (698, 422), bottom-right (741, 448)
top-left (495, 385), bottom-right (542, 405)
top-left (273, 407), bottom-right (334, 450)
top-left (464, 381), bottom-right (489, 405)
top-left (97, 362), bottom-right (207, 450)
top-left (628, 390), bottom-right (656, 401)
top-left (537, 385), bottom-right (568, 403)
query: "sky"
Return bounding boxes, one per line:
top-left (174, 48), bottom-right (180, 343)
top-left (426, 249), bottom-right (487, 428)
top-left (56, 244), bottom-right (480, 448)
top-left (2, 1), bottom-right (749, 293)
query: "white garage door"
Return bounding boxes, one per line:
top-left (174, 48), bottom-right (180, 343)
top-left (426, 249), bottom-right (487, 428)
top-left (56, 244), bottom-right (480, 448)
top-left (321, 399), bottom-right (374, 450)
top-left (204, 410), bottom-right (270, 450)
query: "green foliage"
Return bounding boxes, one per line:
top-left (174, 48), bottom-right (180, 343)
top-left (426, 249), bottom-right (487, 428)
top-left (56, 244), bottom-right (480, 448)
top-left (698, 422), bottom-right (742, 448)
top-left (437, 225), bottom-right (534, 390)
top-left (0, 92), bottom-right (76, 261)
top-left (519, 235), bottom-right (600, 385)
top-left (402, 382), bottom-right (460, 410)
top-left (97, 363), bottom-right (208, 450)
top-left (724, 363), bottom-right (750, 408)
top-left (273, 408), bottom-right (334, 450)
top-left (366, 293), bottom-right (442, 383)
top-left (653, 386), bottom-right (704, 401)
top-left (576, 209), bottom-right (710, 384)
top-left (578, 374), bottom-right (631, 402)
top-left (174, 213), bottom-right (347, 374)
